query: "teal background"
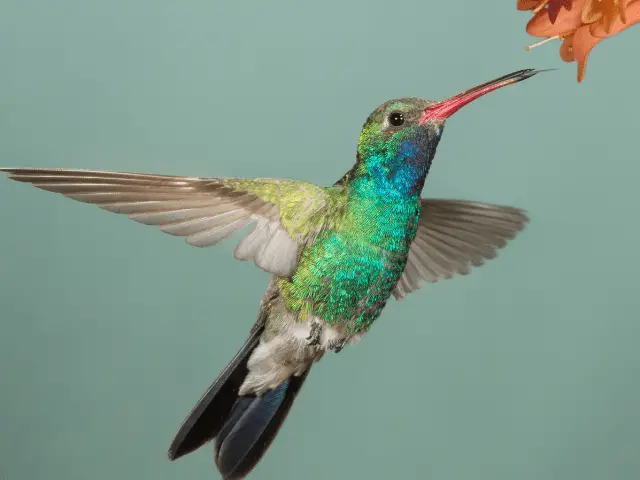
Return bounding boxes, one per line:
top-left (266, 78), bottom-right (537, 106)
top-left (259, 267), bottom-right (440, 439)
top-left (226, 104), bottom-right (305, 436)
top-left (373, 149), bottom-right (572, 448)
top-left (1, 1), bottom-right (639, 479)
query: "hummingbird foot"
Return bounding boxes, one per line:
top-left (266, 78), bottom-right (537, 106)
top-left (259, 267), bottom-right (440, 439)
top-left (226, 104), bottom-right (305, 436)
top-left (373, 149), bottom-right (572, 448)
top-left (329, 331), bottom-right (365, 353)
top-left (329, 339), bottom-right (346, 353)
top-left (305, 320), bottom-right (323, 347)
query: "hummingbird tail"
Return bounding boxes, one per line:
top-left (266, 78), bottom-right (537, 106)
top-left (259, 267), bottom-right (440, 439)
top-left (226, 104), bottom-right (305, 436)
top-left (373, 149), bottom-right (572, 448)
top-left (167, 326), bottom-right (264, 462)
top-left (214, 370), bottom-right (310, 479)
top-left (168, 324), bottom-right (310, 479)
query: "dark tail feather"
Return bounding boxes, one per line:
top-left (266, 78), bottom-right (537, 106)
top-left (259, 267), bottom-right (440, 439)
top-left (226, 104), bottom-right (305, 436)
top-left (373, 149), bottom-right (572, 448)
top-left (168, 326), bottom-right (310, 479)
top-left (167, 326), bottom-right (263, 461)
top-left (214, 370), bottom-right (310, 479)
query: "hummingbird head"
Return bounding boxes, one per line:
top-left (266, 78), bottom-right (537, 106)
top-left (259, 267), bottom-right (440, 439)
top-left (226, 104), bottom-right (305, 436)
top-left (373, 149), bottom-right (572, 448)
top-left (353, 69), bottom-right (543, 193)
top-left (356, 96), bottom-right (441, 171)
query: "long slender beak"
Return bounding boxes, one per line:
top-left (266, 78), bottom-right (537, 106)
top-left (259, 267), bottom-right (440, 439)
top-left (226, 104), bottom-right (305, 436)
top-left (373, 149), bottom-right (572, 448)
top-left (419, 68), bottom-right (549, 123)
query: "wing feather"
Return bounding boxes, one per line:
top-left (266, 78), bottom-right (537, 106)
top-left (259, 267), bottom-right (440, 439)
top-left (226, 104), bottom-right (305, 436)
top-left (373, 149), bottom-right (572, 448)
top-left (393, 199), bottom-right (528, 300)
top-left (1, 168), bottom-right (335, 277)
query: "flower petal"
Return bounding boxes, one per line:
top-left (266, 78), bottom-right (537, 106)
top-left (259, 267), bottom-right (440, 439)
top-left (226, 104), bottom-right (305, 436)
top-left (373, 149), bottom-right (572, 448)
top-left (582, 0), bottom-right (631, 33)
top-left (518, 0), bottom-right (547, 11)
top-left (589, 0), bottom-right (640, 36)
top-left (559, 35), bottom-right (576, 61)
top-left (526, 0), bottom-right (586, 36)
top-left (571, 25), bottom-right (601, 81)
top-left (574, 1), bottom-right (640, 81)
top-left (581, 0), bottom-right (604, 24)
top-left (548, 0), bottom-right (574, 23)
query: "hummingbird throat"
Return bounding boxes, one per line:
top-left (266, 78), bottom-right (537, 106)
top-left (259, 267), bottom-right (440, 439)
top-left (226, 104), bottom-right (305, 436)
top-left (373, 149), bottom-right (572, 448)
top-left (356, 131), bottom-right (442, 196)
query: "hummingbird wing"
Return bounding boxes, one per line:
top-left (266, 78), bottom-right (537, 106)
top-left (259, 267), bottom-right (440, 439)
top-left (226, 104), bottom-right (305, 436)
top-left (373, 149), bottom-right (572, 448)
top-left (0, 168), bottom-right (337, 278)
top-left (393, 199), bottom-right (528, 300)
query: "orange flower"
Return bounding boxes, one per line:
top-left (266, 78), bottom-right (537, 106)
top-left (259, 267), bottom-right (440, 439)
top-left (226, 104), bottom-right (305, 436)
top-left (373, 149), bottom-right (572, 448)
top-left (581, 0), bottom-right (627, 32)
top-left (518, 0), bottom-right (574, 23)
top-left (519, 0), bottom-right (640, 82)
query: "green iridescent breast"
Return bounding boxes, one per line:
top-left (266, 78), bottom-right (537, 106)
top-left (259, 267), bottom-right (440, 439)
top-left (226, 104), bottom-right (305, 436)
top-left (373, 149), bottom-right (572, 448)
top-left (279, 191), bottom-right (421, 333)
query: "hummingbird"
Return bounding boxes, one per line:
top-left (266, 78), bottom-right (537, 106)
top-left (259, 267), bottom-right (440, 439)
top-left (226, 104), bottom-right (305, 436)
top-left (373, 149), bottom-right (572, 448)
top-left (1, 69), bottom-right (541, 479)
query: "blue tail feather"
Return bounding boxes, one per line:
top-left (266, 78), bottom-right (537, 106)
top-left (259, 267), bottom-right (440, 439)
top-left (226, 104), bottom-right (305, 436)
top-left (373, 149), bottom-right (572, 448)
top-left (213, 372), bottom-right (309, 479)
top-left (167, 327), bottom-right (264, 461)
top-left (214, 381), bottom-right (290, 478)
top-left (168, 326), bottom-right (310, 480)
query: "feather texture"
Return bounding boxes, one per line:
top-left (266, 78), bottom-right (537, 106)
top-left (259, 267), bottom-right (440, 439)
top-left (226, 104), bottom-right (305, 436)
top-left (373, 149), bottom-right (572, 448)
top-left (393, 199), bottom-right (529, 300)
top-left (214, 372), bottom-right (309, 480)
top-left (168, 326), bottom-right (264, 461)
top-left (0, 168), bottom-right (339, 278)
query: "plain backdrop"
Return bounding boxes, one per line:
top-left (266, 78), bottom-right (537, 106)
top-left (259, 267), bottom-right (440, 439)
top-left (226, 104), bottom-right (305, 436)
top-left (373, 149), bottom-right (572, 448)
top-left (1, 1), bottom-right (639, 479)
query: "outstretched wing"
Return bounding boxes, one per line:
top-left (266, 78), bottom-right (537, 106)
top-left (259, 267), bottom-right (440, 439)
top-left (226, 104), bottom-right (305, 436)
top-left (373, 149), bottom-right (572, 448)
top-left (393, 199), bottom-right (529, 300)
top-left (0, 168), bottom-right (339, 278)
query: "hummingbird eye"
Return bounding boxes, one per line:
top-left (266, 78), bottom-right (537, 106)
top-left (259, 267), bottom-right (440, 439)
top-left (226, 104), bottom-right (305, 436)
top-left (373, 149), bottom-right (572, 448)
top-left (388, 112), bottom-right (405, 127)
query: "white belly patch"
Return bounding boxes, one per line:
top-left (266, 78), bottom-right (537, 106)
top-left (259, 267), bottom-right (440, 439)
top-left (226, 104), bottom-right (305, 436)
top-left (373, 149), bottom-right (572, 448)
top-left (238, 317), bottom-right (364, 395)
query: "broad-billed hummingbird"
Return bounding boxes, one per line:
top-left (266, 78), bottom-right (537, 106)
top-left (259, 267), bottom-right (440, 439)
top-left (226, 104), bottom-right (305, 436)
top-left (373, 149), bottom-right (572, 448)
top-left (1, 69), bottom-right (542, 479)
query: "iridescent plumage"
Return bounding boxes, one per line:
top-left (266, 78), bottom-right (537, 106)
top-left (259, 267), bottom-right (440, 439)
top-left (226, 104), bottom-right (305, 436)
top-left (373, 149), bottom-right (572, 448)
top-left (0, 69), bottom-right (543, 479)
